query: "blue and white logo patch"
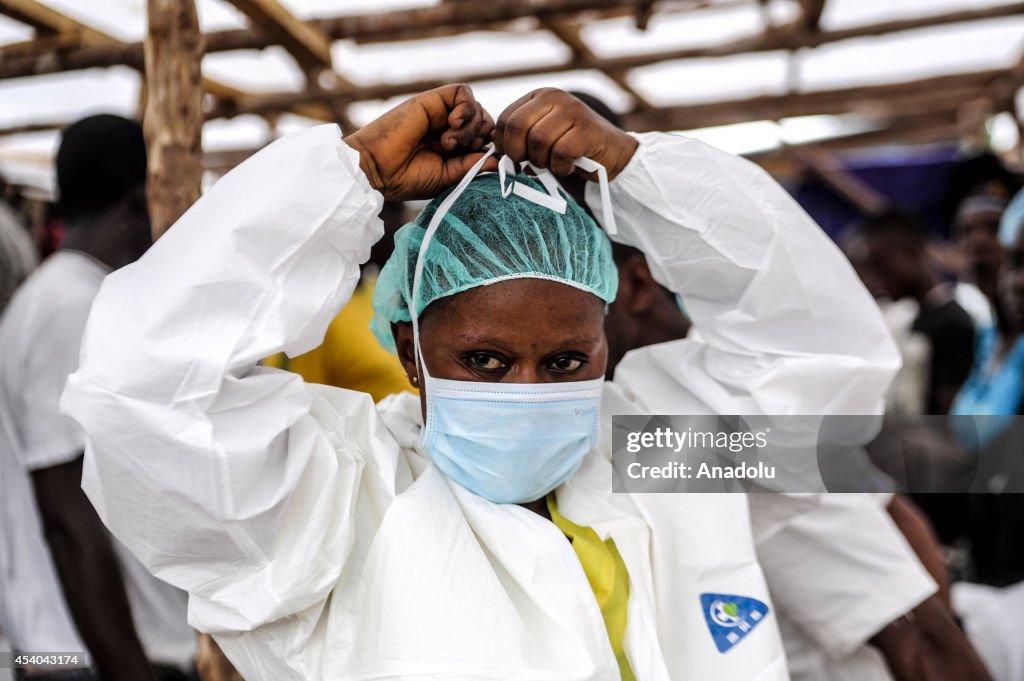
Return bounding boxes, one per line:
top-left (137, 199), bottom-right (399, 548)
top-left (700, 593), bottom-right (770, 653)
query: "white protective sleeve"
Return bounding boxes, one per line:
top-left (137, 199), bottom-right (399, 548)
top-left (60, 124), bottom-right (395, 633)
top-left (591, 131), bottom-right (900, 417)
top-left (589, 132), bottom-right (934, 656)
top-left (758, 494), bottom-right (935, 657)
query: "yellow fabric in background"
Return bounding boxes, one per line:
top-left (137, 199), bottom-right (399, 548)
top-left (265, 280), bottom-right (414, 402)
top-left (547, 495), bottom-right (636, 681)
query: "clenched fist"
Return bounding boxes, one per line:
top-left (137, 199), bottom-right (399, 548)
top-left (345, 84), bottom-right (497, 201)
top-left (493, 88), bottom-right (638, 180)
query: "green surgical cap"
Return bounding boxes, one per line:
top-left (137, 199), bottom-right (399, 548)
top-left (370, 172), bottom-right (618, 352)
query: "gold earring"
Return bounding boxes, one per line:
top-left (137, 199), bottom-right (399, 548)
top-left (409, 375), bottom-right (419, 387)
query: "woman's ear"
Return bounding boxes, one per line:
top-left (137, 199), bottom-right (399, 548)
top-left (392, 321), bottom-right (419, 382)
top-left (620, 253), bottom-right (660, 315)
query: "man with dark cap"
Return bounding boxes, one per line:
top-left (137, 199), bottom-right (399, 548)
top-left (0, 115), bottom-right (196, 680)
top-left (951, 193), bottom-right (1006, 326)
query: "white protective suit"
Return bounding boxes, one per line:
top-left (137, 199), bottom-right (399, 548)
top-left (63, 125), bottom-right (925, 681)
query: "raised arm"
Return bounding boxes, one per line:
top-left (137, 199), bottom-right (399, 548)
top-left (61, 123), bottom-right (383, 633)
top-left (593, 133), bottom-right (899, 414)
top-left (61, 85), bottom-right (495, 633)
top-left (495, 88), bottom-right (899, 415)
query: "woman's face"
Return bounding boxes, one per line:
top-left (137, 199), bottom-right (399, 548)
top-left (394, 278), bottom-right (608, 411)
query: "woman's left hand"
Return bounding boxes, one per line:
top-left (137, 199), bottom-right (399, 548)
top-left (493, 88), bottom-right (638, 180)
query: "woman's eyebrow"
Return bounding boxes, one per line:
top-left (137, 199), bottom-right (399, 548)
top-left (450, 333), bottom-right (516, 350)
top-left (448, 334), bottom-right (599, 351)
top-left (547, 337), bottom-right (601, 351)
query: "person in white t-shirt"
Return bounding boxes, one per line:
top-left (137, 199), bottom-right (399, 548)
top-left (0, 115), bottom-right (196, 681)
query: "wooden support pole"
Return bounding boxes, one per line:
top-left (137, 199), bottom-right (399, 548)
top-left (143, 0), bottom-right (204, 239)
top-left (799, 0), bottom-right (827, 31)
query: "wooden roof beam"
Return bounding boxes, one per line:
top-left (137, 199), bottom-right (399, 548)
top-left (0, 0), bottom-right (111, 41)
top-left (220, 0), bottom-right (359, 130)
top-left (0, 0), bottom-right (676, 77)
top-left (0, 0), bottom-right (246, 110)
top-left (621, 66), bottom-right (1024, 131)
top-left (221, 0), bottom-right (333, 74)
top-left (5, 1), bottom-right (1023, 87)
top-left (317, 0), bottom-right (644, 45)
top-left (9, 23), bottom-right (1009, 134)
top-left (542, 20), bottom-right (653, 110)
top-left (751, 115), bottom-right (965, 168)
top-left (787, 143), bottom-right (888, 213)
top-left (0, 0), bottom-right (342, 129)
top-left (206, 110), bottom-right (968, 177)
top-left (202, 46), bottom-right (1020, 125)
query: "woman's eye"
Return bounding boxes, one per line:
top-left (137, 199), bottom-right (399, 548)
top-left (466, 353), bottom-right (507, 371)
top-left (549, 356), bottom-right (584, 373)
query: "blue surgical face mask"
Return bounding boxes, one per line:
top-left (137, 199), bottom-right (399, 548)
top-left (409, 147), bottom-right (611, 504)
top-left (422, 376), bottom-right (603, 503)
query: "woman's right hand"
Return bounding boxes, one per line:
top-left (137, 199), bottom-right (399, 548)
top-left (345, 84), bottom-right (497, 201)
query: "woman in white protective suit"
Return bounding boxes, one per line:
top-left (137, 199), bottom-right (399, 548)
top-left (62, 86), bottom-right (900, 681)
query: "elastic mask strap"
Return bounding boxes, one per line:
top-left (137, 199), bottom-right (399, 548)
top-left (499, 157), bottom-right (568, 214)
top-left (499, 155), bottom-right (617, 235)
top-left (411, 146), bottom-right (497, 383)
top-left (574, 156), bottom-right (617, 236)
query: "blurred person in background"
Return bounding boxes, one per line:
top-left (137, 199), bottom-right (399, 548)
top-left (944, 188), bottom-right (1024, 681)
top-left (858, 211), bottom-right (979, 617)
top-left (0, 115), bottom-right (196, 681)
top-left (845, 232), bottom-right (930, 415)
top-left (952, 194), bottom-right (1005, 328)
top-left (0, 176), bottom-right (38, 314)
top-left (944, 156), bottom-right (1019, 296)
top-left (948, 188), bottom-right (1024, 574)
top-left (950, 205), bottom-right (1024, 454)
top-left (861, 210), bottom-right (976, 415)
top-left (953, 188), bottom-right (1024, 429)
